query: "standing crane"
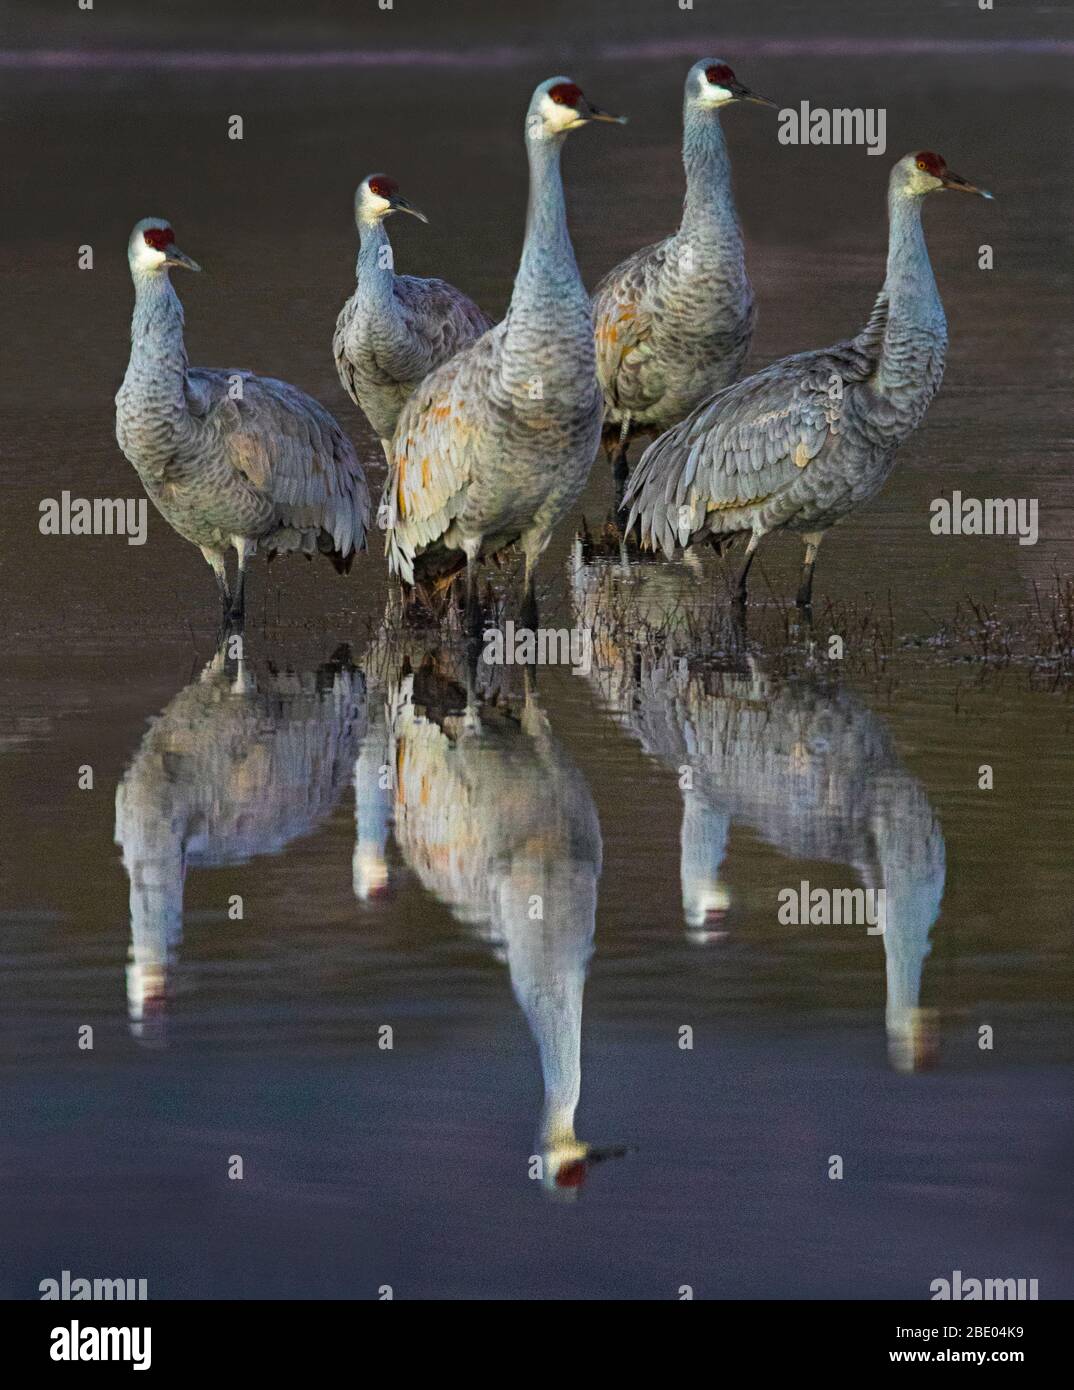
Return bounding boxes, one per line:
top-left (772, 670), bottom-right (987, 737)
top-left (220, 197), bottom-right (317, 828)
top-left (593, 59), bottom-right (774, 505)
top-left (333, 174), bottom-right (494, 459)
top-left (624, 152), bottom-right (992, 609)
top-left (116, 218), bottom-right (371, 626)
top-left (384, 78), bottom-right (625, 629)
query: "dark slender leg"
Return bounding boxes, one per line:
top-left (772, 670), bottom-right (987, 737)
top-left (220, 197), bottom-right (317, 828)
top-left (612, 442), bottom-right (630, 512)
top-left (228, 539), bottom-right (253, 626)
top-left (464, 549), bottom-right (482, 642)
top-left (520, 557), bottom-right (539, 632)
top-left (735, 536), bottom-right (760, 607)
top-left (201, 548), bottom-right (231, 623)
top-left (228, 569), bottom-right (246, 625)
top-left (796, 533), bottom-right (823, 611)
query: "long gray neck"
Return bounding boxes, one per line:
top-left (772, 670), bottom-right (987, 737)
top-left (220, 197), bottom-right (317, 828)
top-left (356, 218), bottom-right (398, 318)
top-left (512, 132), bottom-right (580, 310)
top-left (680, 102), bottom-right (741, 244)
top-left (125, 269), bottom-right (189, 417)
top-left (876, 189), bottom-right (947, 390)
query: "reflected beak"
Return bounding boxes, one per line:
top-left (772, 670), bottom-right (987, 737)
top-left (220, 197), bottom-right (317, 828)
top-left (164, 246), bottom-right (201, 271)
top-left (580, 98), bottom-right (628, 125)
top-left (586, 1144), bottom-right (631, 1165)
top-left (389, 194), bottom-right (429, 224)
top-left (730, 82), bottom-right (777, 108)
top-left (941, 169), bottom-right (993, 199)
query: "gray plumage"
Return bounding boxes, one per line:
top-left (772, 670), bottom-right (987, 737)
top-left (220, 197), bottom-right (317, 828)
top-left (624, 152), bottom-right (992, 606)
top-left (116, 217), bottom-right (371, 621)
top-left (115, 643), bottom-right (367, 1039)
top-left (593, 59), bottom-right (770, 485)
top-left (572, 554), bottom-right (945, 1070)
top-left (384, 78), bottom-right (624, 618)
top-left (333, 174), bottom-right (493, 456)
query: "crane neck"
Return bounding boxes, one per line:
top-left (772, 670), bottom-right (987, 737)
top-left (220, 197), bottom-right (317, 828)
top-left (126, 269), bottom-right (190, 414)
top-left (882, 190), bottom-right (941, 316)
top-left (680, 102), bottom-right (740, 242)
top-left (876, 188), bottom-right (947, 388)
top-left (513, 131), bottom-right (580, 305)
top-left (355, 217), bottom-right (398, 314)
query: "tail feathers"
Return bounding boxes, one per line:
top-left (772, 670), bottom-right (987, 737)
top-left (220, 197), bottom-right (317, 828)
top-left (624, 434), bottom-right (687, 559)
top-left (262, 523), bottom-right (364, 573)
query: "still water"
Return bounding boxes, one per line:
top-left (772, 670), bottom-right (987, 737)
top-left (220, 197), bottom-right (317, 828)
top-left (1, 17), bottom-right (1071, 1298)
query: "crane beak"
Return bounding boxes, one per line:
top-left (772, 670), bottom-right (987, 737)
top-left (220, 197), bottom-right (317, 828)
top-left (164, 247), bottom-right (201, 271)
top-left (389, 194), bottom-right (429, 224)
top-left (580, 98), bottom-right (628, 125)
top-left (730, 82), bottom-right (777, 108)
top-left (941, 169), bottom-right (993, 199)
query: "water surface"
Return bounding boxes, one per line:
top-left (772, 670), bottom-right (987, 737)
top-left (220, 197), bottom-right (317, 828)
top-left (1, 6), bottom-right (1071, 1299)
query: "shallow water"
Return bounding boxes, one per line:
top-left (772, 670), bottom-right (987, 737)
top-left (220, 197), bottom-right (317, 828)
top-left (1, 4), bottom-right (1072, 1299)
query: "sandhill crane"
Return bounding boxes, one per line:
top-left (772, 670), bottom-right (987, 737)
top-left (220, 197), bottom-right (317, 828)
top-left (571, 552), bottom-right (945, 1071)
top-left (115, 643), bottom-right (366, 1040)
top-left (333, 174), bottom-right (494, 459)
top-left (593, 59), bottom-right (773, 504)
top-left (624, 152), bottom-right (992, 608)
top-left (384, 78), bottom-right (625, 630)
top-left (116, 218), bottom-right (371, 626)
top-left (354, 635), bottom-right (623, 1190)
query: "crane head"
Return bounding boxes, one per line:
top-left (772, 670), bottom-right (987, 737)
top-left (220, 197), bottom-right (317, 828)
top-left (526, 77), bottom-right (626, 141)
top-left (899, 151), bottom-right (993, 200)
top-left (691, 58), bottom-right (777, 110)
top-left (355, 174), bottom-right (428, 227)
top-left (128, 218), bottom-right (201, 275)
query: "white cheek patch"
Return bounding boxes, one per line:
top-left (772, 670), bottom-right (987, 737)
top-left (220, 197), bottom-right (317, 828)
top-left (136, 243), bottom-right (167, 270)
top-left (700, 80), bottom-right (733, 104)
top-left (538, 93), bottom-right (578, 132)
top-left (361, 189), bottom-right (394, 216)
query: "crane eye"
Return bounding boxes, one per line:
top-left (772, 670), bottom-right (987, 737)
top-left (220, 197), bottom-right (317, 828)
top-left (916, 160), bottom-right (927, 170)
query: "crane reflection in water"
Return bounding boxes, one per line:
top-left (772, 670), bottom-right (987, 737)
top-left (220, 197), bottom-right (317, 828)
top-left (114, 641), bottom-right (367, 1042)
top-left (572, 542), bottom-right (945, 1072)
top-left (355, 629), bottom-right (626, 1195)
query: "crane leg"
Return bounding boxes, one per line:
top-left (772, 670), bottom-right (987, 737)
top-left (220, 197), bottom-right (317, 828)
top-left (611, 441), bottom-right (631, 508)
top-left (734, 534), bottom-right (761, 607)
top-left (796, 531), bottom-right (824, 610)
top-left (520, 552), bottom-right (539, 632)
top-left (201, 547), bottom-right (231, 617)
top-left (463, 541), bottom-right (482, 642)
top-left (602, 422), bottom-right (632, 514)
top-left (229, 536), bottom-right (255, 626)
